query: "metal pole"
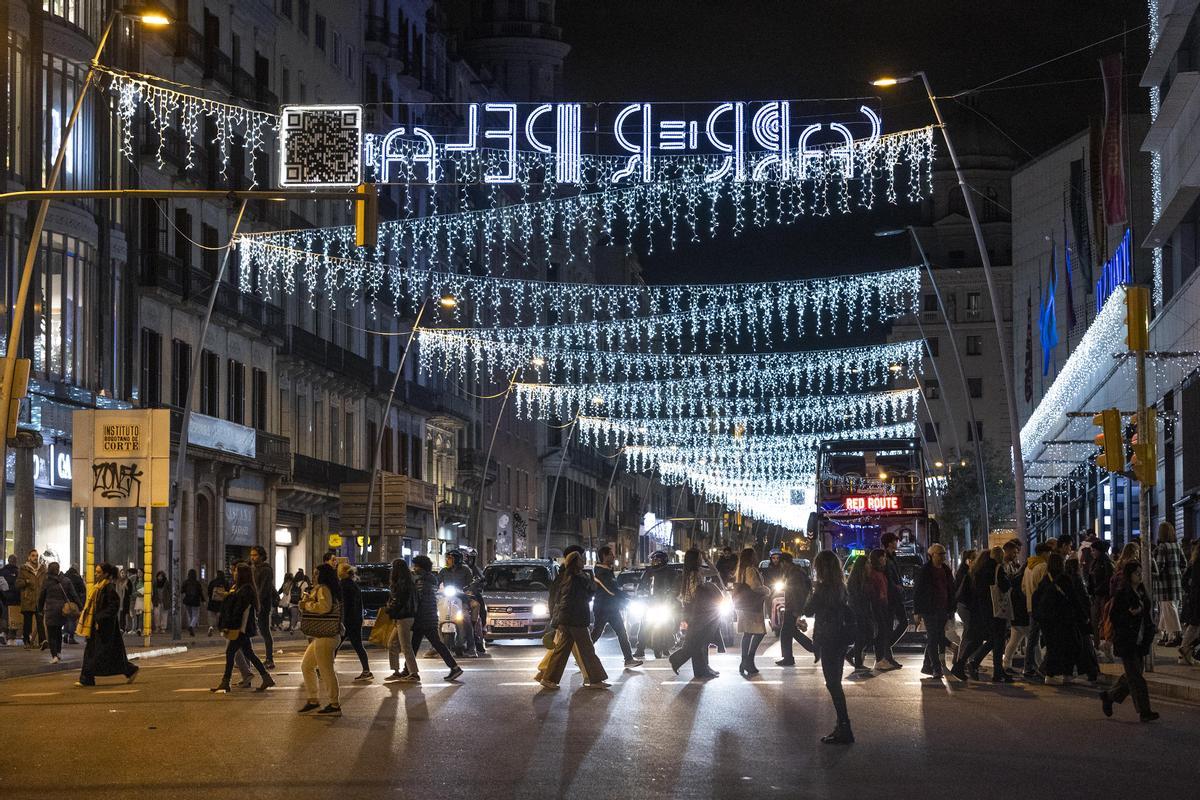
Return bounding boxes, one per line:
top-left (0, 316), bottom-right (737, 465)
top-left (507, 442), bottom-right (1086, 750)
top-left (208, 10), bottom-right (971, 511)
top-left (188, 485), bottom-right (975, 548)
top-left (1136, 347), bottom-right (1153, 671)
top-left (598, 447), bottom-right (624, 547)
top-left (170, 200), bottom-right (248, 641)
top-left (364, 301), bottom-right (428, 549)
top-left (474, 366), bottom-right (519, 564)
top-left (633, 467), bottom-right (656, 565)
top-left (910, 226), bottom-right (991, 543)
top-left (0, 10), bottom-right (118, 565)
top-left (913, 314), bottom-right (961, 463)
top-left (919, 72), bottom-right (1025, 543)
top-left (542, 416), bottom-right (577, 558)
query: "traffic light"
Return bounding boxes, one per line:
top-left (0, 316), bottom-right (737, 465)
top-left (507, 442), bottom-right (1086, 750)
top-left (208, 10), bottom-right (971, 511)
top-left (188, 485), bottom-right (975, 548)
top-left (355, 182), bottom-right (378, 248)
top-left (1093, 408), bottom-right (1123, 472)
top-left (1131, 407), bottom-right (1158, 486)
top-left (1125, 285), bottom-right (1150, 352)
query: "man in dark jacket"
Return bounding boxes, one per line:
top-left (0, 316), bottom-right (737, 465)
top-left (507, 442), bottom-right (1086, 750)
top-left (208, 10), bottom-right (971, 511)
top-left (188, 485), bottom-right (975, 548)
top-left (439, 551), bottom-right (478, 655)
top-left (776, 558), bottom-right (816, 667)
top-left (879, 533), bottom-right (909, 663)
top-left (249, 546), bottom-right (276, 669)
top-left (590, 545), bottom-right (641, 667)
top-left (2, 554), bottom-right (20, 642)
top-left (913, 544), bottom-right (955, 677)
top-left (1100, 561), bottom-right (1158, 721)
top-left (715, 547), bottom-right (738, 585)
top-left (410, 555), bottom-right (462, 682)
top-left (64, 566), bottom-right (86, 643)
top-left (1087, 540), bottom-right (1115, 660)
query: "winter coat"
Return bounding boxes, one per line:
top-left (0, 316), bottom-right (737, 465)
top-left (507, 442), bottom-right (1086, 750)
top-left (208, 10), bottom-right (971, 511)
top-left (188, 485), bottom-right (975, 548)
top-left (715, 554), bottom-right (738, 583)
top-left (970, 556), bottom-right (1010, 622)
top-left (413, 571), bottom-right (440, 631)
top-left (804, 584), bottom-right (854, 653)
top-left (17, 561), bottom-right (46, 612)
top-left (206, 577), bottom-right (229, 614)
top-left (81, 582), bottom-right (133, 677)
top-left (386, 576), bottom-right (417, 620)
top-left (591, 565), bottom-right (624, 614)
top-left (733, 565), bottom-right (768, 635)
top-left (1087, 552), bottom-right (1114, 600)
top-left (1110, 583), bottom-right (1155, 660)
top-left (640, 564), bottom-right (678, 598)
top-left (439, 563), bottom-right (474, 590)
top-left (1179, 562), bottom-right (1200, 627)
top-left (0, 562), bottom-right (18, 605)
top-left (1153, 542), bottom-right (1187, 602)
top-left (251, 562), bottom-right (275, 609)
top-left (1022, 557), bottom-right (1050, 613)
top-left (1009, 564), bottom-right (1030, 627)
top-left (553, 572), bottom-right (594, 628)
top-left (340, 578), bottom-right (364, 628)
top-left (912, 561), bottom-right (955, 617)
top-left (37, 574), bottom-right (81, 627)
top-left (65, 569), bottom-right (86, 603)
top-left (218, 584), bottom-right (259, 636)
top-left (181, 578), bottom-right (204, 607)
top-left (151, 579), bottom-right (170, 609)
top-left (1033, 575), bottom-right (1084, 676)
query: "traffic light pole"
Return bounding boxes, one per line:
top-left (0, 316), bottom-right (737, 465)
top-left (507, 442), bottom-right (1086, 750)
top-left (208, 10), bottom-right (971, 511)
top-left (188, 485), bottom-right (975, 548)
top-left (1136, 346), bottom-right (1153, 671)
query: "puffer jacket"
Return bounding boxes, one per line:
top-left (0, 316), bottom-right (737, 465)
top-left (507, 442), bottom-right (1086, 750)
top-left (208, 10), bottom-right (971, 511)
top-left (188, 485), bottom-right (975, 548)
top-left (553, 572), bottom-right (594, 628)
top-left (37, 574), bottom-right (81, 627)
top-left (413, 571), bottom-right (440, 630)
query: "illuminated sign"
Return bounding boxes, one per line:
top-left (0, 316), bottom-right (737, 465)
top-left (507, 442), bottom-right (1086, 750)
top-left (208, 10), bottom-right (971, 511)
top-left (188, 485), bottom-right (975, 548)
top-left (1094, 229), bottom-right (1131, 313)
top-left (845, 496), bottom-right (900, 512)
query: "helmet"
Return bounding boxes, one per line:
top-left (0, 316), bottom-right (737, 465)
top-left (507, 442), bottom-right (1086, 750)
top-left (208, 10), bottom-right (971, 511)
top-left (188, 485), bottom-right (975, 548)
top-left (649, 550), bottom-right (668, 566)
top-left (769, 548), bottom-right (784, 558)
top-left (460, 546), bottom-right (477, 559)
top-left (446, 549), bottom-right (462, 564)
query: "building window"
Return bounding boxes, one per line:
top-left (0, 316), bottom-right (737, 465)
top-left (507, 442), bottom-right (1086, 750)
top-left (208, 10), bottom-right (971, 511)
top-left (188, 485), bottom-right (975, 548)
top-left (924, 422), bottom-right (939, 443)
top-left (200, 350), bottom-right (220, 416)
top-left (296, 395), bottom-right (308, 455)
top-left (966, 335), bottom-right (983, 356)
top-left (412, 434), bottom-right (423, 481)
top-left (965, 292), bottom-right (982, 319)
top-left (330, 404), bottom-right (340, 462)
top-left (925, 379), bottom-right (940, 400)
top-left (967, 420), bottom-right (984, 442)
top-left (925, 336), bottom-right (939, 358)
top-left (171, 339), bottom-right (191, 407)
top-left (968, 377), bottom-right (983, 399)
top-left (252, 369), bottom-right (268, 429)
top-left (140, 329), bottom-right (162, 407)
top-left (332, 32), bottom-right (340, 65)
top-left (201, 223), bottom-right (218, 276)
top-left (922, 293), bottom-right (938, 313)
top-left (298, 0), bottom-right (310, 35)
top-left (345, 411), bottom-right (355, 466)
top-left (313, 400), bottom-right (324, 459)
top-left (280, 0), bottom-right (292, 19)
top-left (315, 14), bottom-right (326, 50)
top-left (226, 359), bottom-right (245, 423)
top-left (36, 231), bottom-right (94, 383)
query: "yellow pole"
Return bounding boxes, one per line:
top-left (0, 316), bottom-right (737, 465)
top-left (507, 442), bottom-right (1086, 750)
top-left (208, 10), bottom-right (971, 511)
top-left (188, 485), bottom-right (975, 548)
top-left (85, 508), bottom-right (94, 596)
top-left (143, 516), bottom-right (153, 647)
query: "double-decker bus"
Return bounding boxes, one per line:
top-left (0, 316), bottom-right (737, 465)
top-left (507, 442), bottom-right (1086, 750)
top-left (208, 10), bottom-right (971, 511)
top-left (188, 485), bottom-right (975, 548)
top-left (814, 437), bottom-right (928, 560)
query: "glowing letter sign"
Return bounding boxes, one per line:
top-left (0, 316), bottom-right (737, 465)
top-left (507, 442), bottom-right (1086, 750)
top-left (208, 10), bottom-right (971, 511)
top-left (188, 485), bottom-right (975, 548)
top-left (845, 495), bottom-right (900, 512)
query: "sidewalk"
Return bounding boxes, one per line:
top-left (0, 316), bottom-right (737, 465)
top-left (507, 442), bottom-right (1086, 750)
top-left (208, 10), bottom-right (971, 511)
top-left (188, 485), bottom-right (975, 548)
top-left (0, 630), bottom-right (230, 680)
top-left (1096, 642), bottom-right (1200, 704)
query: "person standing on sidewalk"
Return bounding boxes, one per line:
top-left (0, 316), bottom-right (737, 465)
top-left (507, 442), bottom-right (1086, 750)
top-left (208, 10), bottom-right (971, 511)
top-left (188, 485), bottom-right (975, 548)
top-left (211, 563), bottom-right (274, 694)
top-left (1178, 541), bottom-right (1200, 665)
top-left (64, 566), bottom-right (86, 644)
top-left (181, 569), bottom-right (204, 637)
top-left (912, 543), bottom-right (954, 678)
top-left (1087, 540), bottom-right (1115, 662)
top-left (1, 554), bottom-right (19, 643)
top-left (77, 563), bottom-right (138, 686)
top-left (37, 562), bottom-right (81, 664)
top-left (384, 559), bottom-right (419, 682)
top-left (1100, 561), bottom-right (1159, 722)
top-left (298, 563), bottom-right (344, 714)
top-left (410, 556), bottom-right (463, 683)
top-left (206, 570), bottom-right (229, 636)
top-left (337, 562), bottom-right (372, 682)
top-left (805, 550), bottom-right (855, 745)
top-left (248, 547), bottom-right (276, 670)
top-left (590, 545), bottom-right (641, 668)
top-left (288, 569), bottom-right (311, 633)
top-left (151, 571), bottom-right (170, 634)
top-left (542, 551), bottom-right (610, 690)
top-left (1153, 522), bottom-right (1187, 648)
top-left (17, 549), bottom-right (46, 649)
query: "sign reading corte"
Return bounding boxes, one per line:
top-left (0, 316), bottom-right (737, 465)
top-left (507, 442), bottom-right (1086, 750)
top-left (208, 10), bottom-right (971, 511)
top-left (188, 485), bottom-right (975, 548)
top-left (71, 409), bottom-right (171, 508)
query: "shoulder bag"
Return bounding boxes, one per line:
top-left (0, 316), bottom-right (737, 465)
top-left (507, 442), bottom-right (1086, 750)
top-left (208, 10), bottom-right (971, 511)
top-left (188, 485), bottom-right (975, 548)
top-left (301, 598), bottom-right (344, 638)
top-left (990, 565), bottom-right (1014, 620)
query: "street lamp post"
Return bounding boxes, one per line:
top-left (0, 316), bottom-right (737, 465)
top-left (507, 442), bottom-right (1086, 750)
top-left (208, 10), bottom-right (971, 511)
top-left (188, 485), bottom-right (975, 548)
top-left (874, 72), bottom-right (1027, 543)
top-left (0, 4), bottom-right (172, 556)
top-left (541, 415), bottom-right (579, 559)
top-left (363, 294), bottom-right (457, 558)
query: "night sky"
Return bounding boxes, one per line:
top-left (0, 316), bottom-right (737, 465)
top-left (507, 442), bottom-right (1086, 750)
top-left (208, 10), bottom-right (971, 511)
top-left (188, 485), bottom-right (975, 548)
top-left (556, 0), bottom-right (1150, 288)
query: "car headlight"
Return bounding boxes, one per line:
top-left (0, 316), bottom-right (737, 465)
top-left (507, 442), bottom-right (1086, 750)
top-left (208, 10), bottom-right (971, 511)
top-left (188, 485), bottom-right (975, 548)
top-left (651, 603), bottom-right (673, 624)
top-left (627, 600), bottom-right (645, 621)
top-left (773, 581), bottom-right (785, 593)
top-left (444, 585), bottom-right (458, 598)
top-left (532, 602), bottom-right (549, 617)
top-left (719, 596), bottom-right (733, 618)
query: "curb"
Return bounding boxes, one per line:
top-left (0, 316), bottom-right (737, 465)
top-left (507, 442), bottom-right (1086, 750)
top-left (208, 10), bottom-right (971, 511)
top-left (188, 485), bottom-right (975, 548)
top-left (0, 639), bottom-right (222, 681)
top-left (129, 646), bottom-right (189, 661)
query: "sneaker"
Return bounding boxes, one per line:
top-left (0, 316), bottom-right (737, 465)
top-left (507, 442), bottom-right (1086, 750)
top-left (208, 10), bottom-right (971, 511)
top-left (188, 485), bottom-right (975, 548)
top-left (446, 666), bottom-right (464, 682)
top-left (885, 658), bottom-right (903, 670)
top-left (1044, 675), bottom-right (1065, 685)
top-left (624, 658), bottom-right (644, 668)
top-left (207, 626), bottom-right (214, 636)
top-left (74, 680), bottom-right (95, 687)
top-left (297, 701), bottom-right (320, 713)
top-left (584, 681), bottom-right (611, 689)
top-left (538, 679), bottom-right (560, 690)
top-left (235, 677), bottom-right (253, 689)
top-left (873, 660), bottom-right (899, 672)
top-left (50, 655), bottom-right (60, 664)
top-left (316, 704), bottom-right (342, 715)
top-left (353, 671), bottom-right (373, 682)
top-left (384, 671), bottom-right (404, 682)
top-left (1140, 711), bottom-right (1160, 723)
top-left (256, 675), bottom-right (276, 692)
top-left (776, 659), bottom-right (796, 667)
top-left (1179, 646), bottom-right (1198, 666)
top-left (210, 683), bottom-right (231, 693)
top-left (1100, 691), bottom-right (1113, 718)
top-left (398, 674), bottom-right (421, 683)
top-left (126, 667), bottom-right (139, 684)
top-left (949, 664), bottom-right (968, 682)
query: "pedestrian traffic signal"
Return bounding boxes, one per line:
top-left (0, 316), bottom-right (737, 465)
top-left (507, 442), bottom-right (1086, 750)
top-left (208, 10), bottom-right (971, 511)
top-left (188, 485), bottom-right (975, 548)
top-left (355, 182), bottom-right (378, 248)
top-left (1093, 408), bottom-right (1123, 472)
top-left (1125, 285), bottom-right (1150, 352)
top-left (1130, 407), bottom-right (1158, 486)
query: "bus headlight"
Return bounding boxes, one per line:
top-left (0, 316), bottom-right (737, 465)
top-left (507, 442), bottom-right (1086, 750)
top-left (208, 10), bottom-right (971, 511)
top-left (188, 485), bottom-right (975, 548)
top-left (532, 602), bottom-right (549, 617)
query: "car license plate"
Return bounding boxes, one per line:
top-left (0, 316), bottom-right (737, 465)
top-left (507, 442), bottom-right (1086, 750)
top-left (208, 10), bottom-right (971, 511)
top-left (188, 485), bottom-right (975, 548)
top-left (363, 618), bottom-right (375, 627)
top-left (492, 618), bottom-right (524, 628)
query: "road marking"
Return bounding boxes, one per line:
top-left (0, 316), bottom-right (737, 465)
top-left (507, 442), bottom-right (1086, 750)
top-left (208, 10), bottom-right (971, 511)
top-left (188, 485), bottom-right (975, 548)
top-left (173, 688), bottom-right (213, 693)
top-left (95, 689), bottom-right (139, 695)
top-left (12, 692), bottom-right (60, 698)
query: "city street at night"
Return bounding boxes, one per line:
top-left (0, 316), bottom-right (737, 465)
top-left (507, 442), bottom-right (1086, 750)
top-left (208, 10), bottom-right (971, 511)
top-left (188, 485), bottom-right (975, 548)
top-left (3, 637), bottom-right (1199, 799)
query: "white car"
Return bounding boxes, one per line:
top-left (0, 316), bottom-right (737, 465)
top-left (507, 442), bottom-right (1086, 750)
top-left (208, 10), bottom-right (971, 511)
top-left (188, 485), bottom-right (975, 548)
top-left (481, 559), bottom-right (557, 642)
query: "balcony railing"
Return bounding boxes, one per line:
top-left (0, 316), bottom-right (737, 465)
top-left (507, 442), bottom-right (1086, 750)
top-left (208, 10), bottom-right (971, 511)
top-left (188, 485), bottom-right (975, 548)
top-left (291, 453), bottom-right (370, 488)
top-left (282, 326), bottom-right (375, 387)
top-left (140, 251), bottom-right (187, 295)
top-left (205, 50), bottom-right (234, 89)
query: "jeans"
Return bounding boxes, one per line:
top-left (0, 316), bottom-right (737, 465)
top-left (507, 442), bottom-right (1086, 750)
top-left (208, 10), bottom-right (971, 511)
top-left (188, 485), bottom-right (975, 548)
top-left (921, 612), bottom-right (948, 673)
top-left (1111, 655), bottom-right (1152, 716)
top-left (740, 632), bottom-right (765, 670)
top-left (668, 619), bottom-right (716, 676)
top-left (1004, 625), bottom-right (1028, 671)
top-left (412, 625), bottom-right (458, 669)
top-left (257, 608), bottom-right (274, 663)
top-left (22, 611), bottom-right (42, 646)
top-left (341, 625), bottom-right (370, 673)
top-left (591, 606), bottom-right (634, 662)
top-left (222, 634), bottom-right (268, 686)
top-left (46, 624), bottom-right (63, 658)
top-left (888, 597), bottom-right (909, 651)
top-left (184, 605), bottom-right (200, 631)
top-left (300, 635), bottom-right (339, 704)
top-left (544, 625), bottom-right (608, 685)
top-left (848, 608), bottom-right (873, 668)
top-left (872, 606), bottom-right (894, 663)
top-left (388, 617), bottom-right (417, 674)
top-left (779, 611), bottom-right (814, 661)
top-left (1020, 618), bottom-right (1042, 675)
top-left (968, 618), bottom-right (1008, 676)
top-left (819, 643), bottom-right (850, 726)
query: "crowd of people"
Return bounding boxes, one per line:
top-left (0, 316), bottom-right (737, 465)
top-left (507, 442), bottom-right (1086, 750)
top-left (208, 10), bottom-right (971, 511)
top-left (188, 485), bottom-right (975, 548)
top-left (5, 521), bottom-right (1199, 738)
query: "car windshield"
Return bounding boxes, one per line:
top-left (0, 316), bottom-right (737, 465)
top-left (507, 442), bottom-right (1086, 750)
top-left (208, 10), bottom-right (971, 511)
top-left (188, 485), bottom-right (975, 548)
top-left (483, 564), bottom-right (551, 591)
top-left (355, 566), bottom-right (391, 590)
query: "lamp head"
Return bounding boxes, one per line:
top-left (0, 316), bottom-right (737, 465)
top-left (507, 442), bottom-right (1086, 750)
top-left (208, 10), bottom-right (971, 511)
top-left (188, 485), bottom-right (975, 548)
top-left (530, 356), bottom-right (546, 367)
top-left (437, 294), bottom-right (458, 310)
top-left (122, 4), bottom-right (173, 25)
top-left (871, 74), bottom-right (916, 88)
top-left (874, 228), bottom-right (907, 238)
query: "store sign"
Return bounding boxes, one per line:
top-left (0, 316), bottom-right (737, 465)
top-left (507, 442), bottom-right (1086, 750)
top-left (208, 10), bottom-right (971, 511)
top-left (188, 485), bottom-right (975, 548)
top-left (71, 409), bottom-right (170, 508)
top-left (225, 501), bottom-right (257, 547)
top-left (189, 413), bottom-right (255, 459)
top-left (1094, 229), bottom-right (1132, 313)
top-left (845, 496), bottom-right (900, 512)
top-left (282, 102), bottom-right (884, 189)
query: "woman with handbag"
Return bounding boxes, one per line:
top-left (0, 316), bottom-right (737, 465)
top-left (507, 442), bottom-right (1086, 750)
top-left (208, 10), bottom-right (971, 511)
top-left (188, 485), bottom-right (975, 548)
top-left (211, 563), bottom-right (274, 693)
top-left (955, 544), bottom-right (1016, 683)
top-left (77, 563), bottom-right (138, 686)
top-left (298, 563), bottom-right (344, 714)
top-left (384, 559), bottom-right (420, 682)
top-left (733, 547), bottom-right (769, 678)
top-left (205, 570), bottom-right (229, 636)
top-left (37, 562), bottom-right (81, 663)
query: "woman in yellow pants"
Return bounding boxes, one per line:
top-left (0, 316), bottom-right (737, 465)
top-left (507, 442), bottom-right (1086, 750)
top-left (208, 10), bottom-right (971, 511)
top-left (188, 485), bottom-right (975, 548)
top-left (298, 563), bottom-right (342, 715)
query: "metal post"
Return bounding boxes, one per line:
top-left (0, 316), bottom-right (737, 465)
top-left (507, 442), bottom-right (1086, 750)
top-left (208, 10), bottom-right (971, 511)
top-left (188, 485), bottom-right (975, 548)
top-left (364, 301), bottom-right (427, 551)
top-left (474, 366), bottom-right (519, 564)
top-left (598, 448), bottom-right (624, 547)
top-left (1136, 347), bottom-right (1154, 671)
top-left (919, 72), bottom-right (1025, 543)
top-left (170, 200), bottom-right (248, 640)
top-left (542, 416), bottom-right (577, 558)
top-left (911, 226), bottom-right (991, 543)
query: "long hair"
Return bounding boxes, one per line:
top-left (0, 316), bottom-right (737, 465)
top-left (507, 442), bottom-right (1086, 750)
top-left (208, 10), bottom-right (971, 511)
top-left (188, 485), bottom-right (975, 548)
top-left (969, 547), bottom-right (994, 580)
top-left (1158, 521), bottom-right (1177, 544)
top-left (682, 547), bottom-right (701, 573)
top-left (1116, 542), bottom-right (1140, 571)
top-left (736, 547), bottom-right (757, 582)
top-left (315, 563), bottom-right (343, 601)
top-left (390, 558), bottom-right (413, 594)
top-left (234, 563), bottom-right (253, 588)
top-left (847, 553), bottom-right (869, 587)
top-left (812, 550), bottom-right (845, 598)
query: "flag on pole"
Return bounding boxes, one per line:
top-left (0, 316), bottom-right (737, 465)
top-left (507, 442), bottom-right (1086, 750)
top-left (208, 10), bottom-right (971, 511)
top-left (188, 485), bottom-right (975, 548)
top-left (1039, 243), bottom-right (1059, 377)
top-left (1024, 290), bottom-right (1034, 403)
top-left (1100, 53), bottom-right (1128, 226)
top-left (1063, 192), bottom-right (1078, 332)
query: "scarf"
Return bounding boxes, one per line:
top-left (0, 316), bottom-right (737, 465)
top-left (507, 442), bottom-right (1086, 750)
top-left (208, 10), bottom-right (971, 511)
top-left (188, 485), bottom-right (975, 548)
top-left (77, 578), bottom-right (109, 638)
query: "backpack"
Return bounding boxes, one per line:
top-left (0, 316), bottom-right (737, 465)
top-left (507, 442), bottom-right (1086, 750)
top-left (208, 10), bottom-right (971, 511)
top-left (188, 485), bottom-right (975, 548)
top-left (290, 578), bottom-right (308, 604)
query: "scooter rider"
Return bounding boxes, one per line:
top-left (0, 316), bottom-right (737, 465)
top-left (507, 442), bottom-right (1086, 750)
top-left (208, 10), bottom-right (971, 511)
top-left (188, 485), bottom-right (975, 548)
top-left (634, 551), bottom-right (677, 660)
top-left (439, 551), bottom-right (479, 657)
top-left (460, 547), bottom-right (486, 656)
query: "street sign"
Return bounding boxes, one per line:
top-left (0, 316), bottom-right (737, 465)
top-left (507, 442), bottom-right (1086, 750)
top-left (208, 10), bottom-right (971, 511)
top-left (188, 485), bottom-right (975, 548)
top-left (71, 409), bottom-right (171, 508)
top-left (328, 533), bottom-right (344, 548)
top-left (340, 472), bottom-right (407, 530)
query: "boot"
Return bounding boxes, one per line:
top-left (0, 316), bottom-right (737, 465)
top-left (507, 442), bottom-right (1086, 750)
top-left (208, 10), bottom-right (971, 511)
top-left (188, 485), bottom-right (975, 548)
top-left (821, 722), bottom-right (855, 744)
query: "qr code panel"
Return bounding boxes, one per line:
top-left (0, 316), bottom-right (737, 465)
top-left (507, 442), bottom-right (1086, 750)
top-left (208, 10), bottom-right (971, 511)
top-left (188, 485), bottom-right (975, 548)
top-left (280, 106), bottom-right (362, 187)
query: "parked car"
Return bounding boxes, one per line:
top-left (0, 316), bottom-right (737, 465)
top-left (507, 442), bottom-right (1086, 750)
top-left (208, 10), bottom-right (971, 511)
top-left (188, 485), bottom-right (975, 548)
top-left (480, 559), bottom-right (558, 643)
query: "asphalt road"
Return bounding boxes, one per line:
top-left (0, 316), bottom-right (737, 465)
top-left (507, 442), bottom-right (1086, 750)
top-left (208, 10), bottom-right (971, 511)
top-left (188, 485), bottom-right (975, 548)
top-left (3, 633), bottom-right (1197, 800)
